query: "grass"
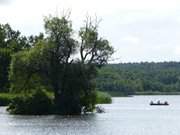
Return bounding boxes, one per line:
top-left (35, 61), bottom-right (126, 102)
top-left (96, 91), bottom-right (112, 104)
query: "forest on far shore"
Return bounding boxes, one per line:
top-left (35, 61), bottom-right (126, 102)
top-left (97, 62), bottom-right (180, 96)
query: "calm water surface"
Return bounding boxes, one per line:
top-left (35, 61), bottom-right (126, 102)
top-left (0, 96), bottom-right (180, 135)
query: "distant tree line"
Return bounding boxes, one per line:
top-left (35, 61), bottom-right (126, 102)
top-left (96, 62), bottom-right (180, 95)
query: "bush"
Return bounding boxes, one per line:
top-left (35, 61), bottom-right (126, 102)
top-left (7, 90), bottom-right (53, 115)
top-left (96, 91), bottom-right (112, 104)
top-left (0, 93), bottom-right (17, 106)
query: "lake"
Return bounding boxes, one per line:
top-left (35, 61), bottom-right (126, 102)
top-left (0, 96), bottom-right (180, 135)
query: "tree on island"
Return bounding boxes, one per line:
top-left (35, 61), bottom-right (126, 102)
top-left (0, 24), bottom-right (31, 92)
top-left (9, 15), bottom-right (114, 115)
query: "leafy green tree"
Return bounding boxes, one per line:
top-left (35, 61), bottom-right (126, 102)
top-left (0, 48), bottom-right (11, 91)
top-left (9, 15), bottom-right (114, 114)
top-left (0, 24), bottom-right (31, 91)
top-left (0, 23), bottom-right (44, 92)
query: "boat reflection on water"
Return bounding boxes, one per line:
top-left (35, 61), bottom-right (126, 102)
top-left (150, 100), bottom-right (169, 106)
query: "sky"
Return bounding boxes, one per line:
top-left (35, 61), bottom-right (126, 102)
top-left (0, 0), bottom-right (180, 63)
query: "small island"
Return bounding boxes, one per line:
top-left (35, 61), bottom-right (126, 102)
top-left (0, 14), bottom-right (113, 115)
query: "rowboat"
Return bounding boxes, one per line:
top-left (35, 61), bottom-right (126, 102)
top-left (150, 101), bottom-right (169, 106)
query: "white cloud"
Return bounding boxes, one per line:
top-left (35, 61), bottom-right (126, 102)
top-left (119, 36), bottom-right (140, 45)
top-left (0, 0), bottom-right (180, 62)
top-left (0, 0), bottom-right (12, 4)
top-left (174, 46), bottom-right (180, 56)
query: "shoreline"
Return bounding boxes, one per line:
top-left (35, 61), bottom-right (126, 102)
top-left (134, 92), bottom-right (180, 95)
top-left (108, 91), bottom-right (180, 97)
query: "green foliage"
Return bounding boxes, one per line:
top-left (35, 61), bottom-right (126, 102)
top-left (79, 17), bottom-right (114, 65)
top-left (0, 93), bottom-right (18, 106)
top-left (96, 62), bottom-right (180, 96)
top-left (7, 89), bottom-right (53, 115)
top-left (0, 48), bottom-right (11, 91)
top-left (96, 91), bottom-right (112, 104)
top-left (96, 67), bottom-right (136, 96)
top-left (0, 23), bottom-right (31, 92)
top-left (9, 42), bottom-right (49, 92)
top-left (9, 15), bottom-right (113, 115)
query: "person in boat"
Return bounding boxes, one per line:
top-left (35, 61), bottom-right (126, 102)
top-left (150, 101), bottom-right (153, 104)
top-left (150, 100), bottom-right (169, 105)
top-left (164, 101), bottom-right (168, 105)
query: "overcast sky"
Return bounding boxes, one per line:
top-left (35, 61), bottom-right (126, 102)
top-left (0, 0), bottom-right (180, 63)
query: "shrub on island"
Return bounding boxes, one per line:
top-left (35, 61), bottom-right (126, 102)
top-left (7, 89), bottom-right (53, 115)
top-left (96, 91), bottom-right (112, 104)
top-left (0, 93), bottom-right (18, 106)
